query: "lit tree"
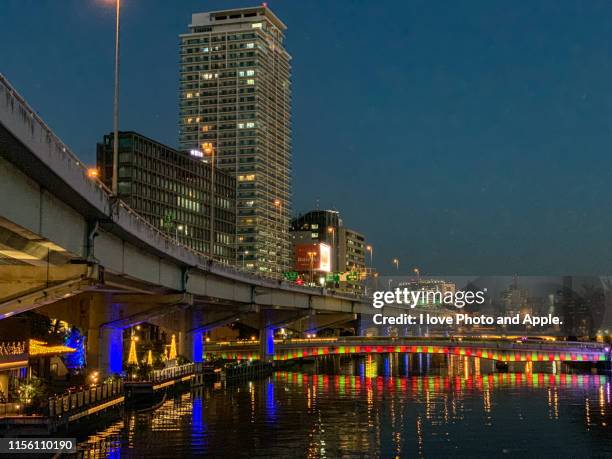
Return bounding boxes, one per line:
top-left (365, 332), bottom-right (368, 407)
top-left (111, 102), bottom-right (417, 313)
top-left (127, 337), bottom-right (138, 366)
top-left (169, 334), bottom-right (177, 360)
top-left (63, 327), bottom-right (86, 370)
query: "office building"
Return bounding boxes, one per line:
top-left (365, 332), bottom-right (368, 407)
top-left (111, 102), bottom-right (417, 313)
top-left (97, 132), bottom-right (236, 264)
top-left (178, 6), bottom-right (292, 276)
top-left (290, 210), bottom-right (367, 291)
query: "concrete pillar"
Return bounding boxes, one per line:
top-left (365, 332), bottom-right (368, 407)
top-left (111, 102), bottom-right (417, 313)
top-left (191, 309), bottom-right (203, 363)
top-left (192, 331), bottom-right (203, 363)
top-left (98, 327), bottom-right (123, 376)
top-left (87, 294), bottom-right (124, 377)
top-left (177, 309), bottom-right (203, 363)
top-left (259, 326), bottom-right (275, 362)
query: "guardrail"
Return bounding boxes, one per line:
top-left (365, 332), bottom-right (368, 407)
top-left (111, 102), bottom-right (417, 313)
top-left (150, 363), bottom-right (199, 383)
top-left (207, 336), bottom-right (610, 354)
top-left (47, 379), bottom-right (123, 419)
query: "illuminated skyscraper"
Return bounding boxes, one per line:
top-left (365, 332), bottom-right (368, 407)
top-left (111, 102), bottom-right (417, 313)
top-left (179, 6), bottom-right (291, 276)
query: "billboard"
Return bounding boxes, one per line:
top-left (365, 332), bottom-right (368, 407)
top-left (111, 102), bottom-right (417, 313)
top-left (294, 243), bottom-right (331, 273)
top-left (318, 243), bottom-right (331, 272)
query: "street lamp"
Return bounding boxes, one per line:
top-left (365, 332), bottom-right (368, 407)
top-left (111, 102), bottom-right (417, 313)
top-left (366, 245), bottom-right (373, 269)
top-left (307, 251), bottom-right (317, 284)
top-left (110, 0), bottom-right (121, 195)
top-left (393, 258), bottom-right (399, 272)
top-left (202, 142), bottom-right (215, 258)
top-left (327, 226), bottom-right (336, 272)
top-left (242, 250), bottom-right (249, 268)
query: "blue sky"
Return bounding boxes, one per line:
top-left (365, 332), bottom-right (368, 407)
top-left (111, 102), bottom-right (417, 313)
top-left (3, 0), bottom-right (612, 275)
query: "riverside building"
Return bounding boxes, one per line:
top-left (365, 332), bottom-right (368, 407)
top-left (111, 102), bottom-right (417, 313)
top-left (97, 131), bottom-right (236, 264)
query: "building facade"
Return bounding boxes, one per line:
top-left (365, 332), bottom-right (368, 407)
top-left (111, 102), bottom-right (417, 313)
top-left (97, 132), bottom-right (236, 264)
top-left (338, 227), bottom-right (366, 275)
top-left (178, 6), bottom-right (292, 276)
top-left (290, 210), bottom-right (366, 291)
top-left (290, 210), bottom-right (341, 272)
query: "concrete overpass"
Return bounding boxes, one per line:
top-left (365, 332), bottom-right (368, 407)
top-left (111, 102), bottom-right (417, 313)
top-left (0, 74), bottom-right (366, 374)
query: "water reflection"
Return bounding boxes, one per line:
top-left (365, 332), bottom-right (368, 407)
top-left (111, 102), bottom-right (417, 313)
top-left (78, 354), bottom-right (612, 458)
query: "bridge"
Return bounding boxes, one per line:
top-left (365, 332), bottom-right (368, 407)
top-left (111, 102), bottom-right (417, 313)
top-left (206, 337), bottom-right (611, 363)
top-left (0, 73), bottom-right (368, 376)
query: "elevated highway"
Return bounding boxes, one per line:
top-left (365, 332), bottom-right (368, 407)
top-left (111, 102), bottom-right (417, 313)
top-left (0, 74), bottom-right (367, 373)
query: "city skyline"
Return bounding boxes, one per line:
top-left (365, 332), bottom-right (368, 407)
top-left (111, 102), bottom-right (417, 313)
top-left (4, 0), bottom-right (612, 275)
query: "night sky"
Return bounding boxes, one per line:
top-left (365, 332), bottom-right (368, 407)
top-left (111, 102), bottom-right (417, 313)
top-left (3, 1), bottom-right (612, 275)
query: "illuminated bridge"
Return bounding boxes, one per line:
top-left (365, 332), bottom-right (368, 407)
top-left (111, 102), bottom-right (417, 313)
top-left (206, 337), bottom-right (611, 364)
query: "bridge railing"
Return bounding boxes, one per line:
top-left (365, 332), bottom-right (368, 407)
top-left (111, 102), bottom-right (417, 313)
top-left (208, 337), bottom-right (610, 355)
top-left (47, 379), bottom-right (123, 419)
top-left (1, 74), bottom-right (364, 299)
top-left (150, 362), bottom-right (199, 383)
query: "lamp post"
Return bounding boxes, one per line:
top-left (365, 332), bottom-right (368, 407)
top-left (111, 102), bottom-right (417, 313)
top-left (366, 245), bottom-right (373, 269)
top-left (307, 251), bottom-right (317, 285)
top-left (327, 226), bottom-right (336, 272)
top-left (203, 143), bottom-right (215, 259)
top-left (111, 0), bottom-right (121, 195)
top-left (413, 267), bottom-right (421, 283)
top-left (393, 258), bottom-right (399, 272)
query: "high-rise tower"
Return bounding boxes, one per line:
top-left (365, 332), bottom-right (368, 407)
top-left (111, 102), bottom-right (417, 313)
top-left (179, 6), bottom-right (292, 276)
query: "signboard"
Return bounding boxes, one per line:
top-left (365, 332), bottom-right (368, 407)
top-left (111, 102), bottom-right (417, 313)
top-left (325, 273), bottom-right (340, 282)
top-left (318, 243), bottom-right (331, 273)
top-left (294, 243), bottom-right (331, 273)
top-left (294, 243), bottom-right (319, 271)
top-left (346, 272), bottom-right (359, 283)
top-left (283, 271), bottom-right (298, 281)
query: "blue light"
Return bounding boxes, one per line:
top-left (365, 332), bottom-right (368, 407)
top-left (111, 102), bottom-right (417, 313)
top-left (192, 395), bottom-right (204, 432)
top-left (265, 380), bottom-right (277, 422)
top-left (107, 328), bottom-right (123, 375)
top-left (63, 327), bottom-right (86, 369)
top-left (265, 327), bottom-right (274, 357)
top-left (192, 331), bottom-right (203, 363)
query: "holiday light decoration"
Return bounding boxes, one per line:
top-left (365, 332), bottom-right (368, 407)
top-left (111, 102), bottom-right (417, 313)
top-left (169, 334), bottom-right (177, 360)
top-left (28, 339), bottom-right (76, 357)
top-left (127, 337), bottom-right (138, 366)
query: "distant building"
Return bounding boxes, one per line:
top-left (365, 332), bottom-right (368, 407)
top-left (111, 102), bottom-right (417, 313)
top-left (338, 227), bottom-right (366, 275)
top-left (398, 279), bottom-right (456, 307)
top-left (290, 210), bottom-right (367, 291)
top-left (178, 5), bottom-right (292, 276)
top-left (290, 210), bottom-right (341, 271)
top-left (97, 132), bottom-right (236, 264)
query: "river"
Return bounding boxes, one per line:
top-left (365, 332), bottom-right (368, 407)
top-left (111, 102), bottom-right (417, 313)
top-left (77, 354), bottom-right (612, 458)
